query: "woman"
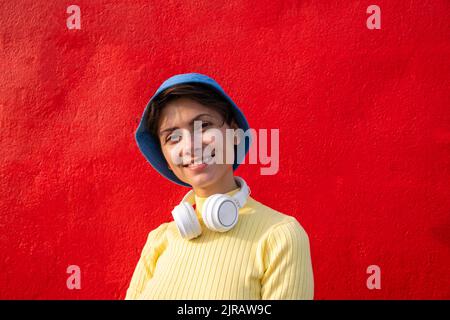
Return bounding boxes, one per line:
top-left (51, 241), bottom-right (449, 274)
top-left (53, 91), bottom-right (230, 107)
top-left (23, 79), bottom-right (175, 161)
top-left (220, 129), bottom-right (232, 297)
top-left (125, 73), bottom-right (314, 299)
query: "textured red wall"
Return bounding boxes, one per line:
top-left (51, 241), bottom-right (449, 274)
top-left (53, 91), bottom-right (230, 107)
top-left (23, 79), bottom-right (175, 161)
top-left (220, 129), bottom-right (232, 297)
top-left (1, 0), bottom-right (449, 299)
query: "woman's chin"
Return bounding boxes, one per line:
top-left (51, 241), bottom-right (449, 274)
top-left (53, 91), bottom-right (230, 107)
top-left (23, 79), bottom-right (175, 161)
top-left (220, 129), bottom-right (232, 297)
top-left (186, 173), bottom-right (217, 189)
top-left (180, 164), bottom-right (221, 188)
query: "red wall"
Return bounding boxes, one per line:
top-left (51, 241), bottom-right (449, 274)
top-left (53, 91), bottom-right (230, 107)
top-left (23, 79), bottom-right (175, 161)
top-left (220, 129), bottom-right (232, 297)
top-left (1, 0), bottom-right (449, 299)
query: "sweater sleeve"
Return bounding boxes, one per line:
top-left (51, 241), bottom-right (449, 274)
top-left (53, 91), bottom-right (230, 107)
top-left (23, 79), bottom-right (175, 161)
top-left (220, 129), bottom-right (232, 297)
top-left (260, 219), bottom-right (314, 300)
top-left (124, 223), bottom-right (169, 300)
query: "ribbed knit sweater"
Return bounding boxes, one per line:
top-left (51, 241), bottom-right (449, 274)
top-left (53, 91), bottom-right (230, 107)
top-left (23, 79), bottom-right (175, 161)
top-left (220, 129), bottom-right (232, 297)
top-left (125, 187), bottom-right (314, 300)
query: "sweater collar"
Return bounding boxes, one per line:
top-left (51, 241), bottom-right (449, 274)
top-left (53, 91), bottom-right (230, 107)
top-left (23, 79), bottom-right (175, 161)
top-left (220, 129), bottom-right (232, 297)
top-left (194, 186), bottom-right (241, 218)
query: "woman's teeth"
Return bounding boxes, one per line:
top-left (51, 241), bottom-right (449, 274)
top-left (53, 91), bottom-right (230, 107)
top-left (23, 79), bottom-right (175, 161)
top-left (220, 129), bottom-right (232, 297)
top-left (185, 153), bottom-right (215, 167)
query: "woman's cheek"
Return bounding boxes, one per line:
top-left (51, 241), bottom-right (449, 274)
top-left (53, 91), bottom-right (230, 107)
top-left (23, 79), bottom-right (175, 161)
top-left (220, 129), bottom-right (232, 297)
top-left (202, 130), bottom-right (217, 144)
top-left (203, 129), bottom-right (235, 165)
top-left (165, 144), bottom-right (184, 166)
top-left (202, 129), bottom-right (222, 163)
top-left (224, 138), bottom-right (236, 165)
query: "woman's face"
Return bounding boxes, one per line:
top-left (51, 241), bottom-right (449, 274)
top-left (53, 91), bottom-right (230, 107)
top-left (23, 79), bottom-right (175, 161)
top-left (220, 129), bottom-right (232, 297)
top-left (157, 97), bottom-right (238, 191)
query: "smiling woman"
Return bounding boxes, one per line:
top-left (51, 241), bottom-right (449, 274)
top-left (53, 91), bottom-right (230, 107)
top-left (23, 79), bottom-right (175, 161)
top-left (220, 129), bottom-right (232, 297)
top-left (126, 73), bottom-right (314, 300)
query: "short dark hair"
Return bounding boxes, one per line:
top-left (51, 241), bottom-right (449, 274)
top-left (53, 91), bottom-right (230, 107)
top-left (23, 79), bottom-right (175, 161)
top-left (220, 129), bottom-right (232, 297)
top-left (146, 83), bottom-right (235, 137)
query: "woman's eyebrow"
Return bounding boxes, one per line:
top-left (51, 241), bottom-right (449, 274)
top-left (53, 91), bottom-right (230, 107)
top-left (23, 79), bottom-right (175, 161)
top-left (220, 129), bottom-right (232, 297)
top-left (158, 113), bottom-right (213, 136)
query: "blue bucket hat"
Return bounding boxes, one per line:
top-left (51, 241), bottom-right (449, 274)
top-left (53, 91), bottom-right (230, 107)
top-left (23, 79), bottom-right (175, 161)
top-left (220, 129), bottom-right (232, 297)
top-left (135, 72), bottom-right (252, 187)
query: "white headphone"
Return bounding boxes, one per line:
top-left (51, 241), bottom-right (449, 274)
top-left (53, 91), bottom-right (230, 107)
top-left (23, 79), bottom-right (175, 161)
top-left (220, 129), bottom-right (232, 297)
top-left (171, 176), bottom-right (251, 240)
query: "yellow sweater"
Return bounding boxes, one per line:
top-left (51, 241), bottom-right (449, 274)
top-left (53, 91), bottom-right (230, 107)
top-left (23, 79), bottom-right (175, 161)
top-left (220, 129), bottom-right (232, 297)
top-left (125, 186), bottom-right (314, 300)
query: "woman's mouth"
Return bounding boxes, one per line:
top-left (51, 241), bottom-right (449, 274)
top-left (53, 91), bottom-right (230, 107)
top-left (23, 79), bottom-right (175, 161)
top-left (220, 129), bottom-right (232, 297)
top-left (183, 151), bottom-right (216, 169)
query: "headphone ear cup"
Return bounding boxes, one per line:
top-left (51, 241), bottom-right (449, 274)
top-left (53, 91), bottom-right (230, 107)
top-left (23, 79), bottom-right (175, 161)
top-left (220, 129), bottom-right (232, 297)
top-left (171, 202), bottom-right (202, 240)
top-left (202, 194), bottom-right (239, 232)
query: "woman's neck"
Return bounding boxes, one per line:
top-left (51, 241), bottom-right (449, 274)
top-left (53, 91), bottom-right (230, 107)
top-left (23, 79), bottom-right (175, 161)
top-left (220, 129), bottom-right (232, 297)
top-left (193, 172), bottom-right (239, 197)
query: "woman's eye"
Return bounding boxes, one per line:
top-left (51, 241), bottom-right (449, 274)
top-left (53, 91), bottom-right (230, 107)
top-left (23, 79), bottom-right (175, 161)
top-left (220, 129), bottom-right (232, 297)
top-left (202, 122), bottom-right (211, 129)
top-left (167, 134), bottom-right (181, 143)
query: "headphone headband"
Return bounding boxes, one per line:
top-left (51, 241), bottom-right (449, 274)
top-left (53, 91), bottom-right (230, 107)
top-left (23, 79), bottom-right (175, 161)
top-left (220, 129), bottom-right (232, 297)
top-left (232, 176), bottom-right (250, 208)
top-left (181, 189), bottom-right (195, 204)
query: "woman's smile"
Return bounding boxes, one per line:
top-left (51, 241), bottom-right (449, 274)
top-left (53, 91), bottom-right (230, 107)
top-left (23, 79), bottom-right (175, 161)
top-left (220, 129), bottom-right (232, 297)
top-left (183, 151), bottom-right (216, 173)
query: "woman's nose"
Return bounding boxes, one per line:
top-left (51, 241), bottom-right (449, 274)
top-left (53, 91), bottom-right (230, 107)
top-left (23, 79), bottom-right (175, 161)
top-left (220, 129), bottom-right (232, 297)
top-left (180, 131), bottom-right (203, 159)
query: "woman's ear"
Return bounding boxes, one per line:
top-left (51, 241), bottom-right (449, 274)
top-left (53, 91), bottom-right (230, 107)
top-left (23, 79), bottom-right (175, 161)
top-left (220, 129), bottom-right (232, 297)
top-left (229, 120), bottom-right (240, 145)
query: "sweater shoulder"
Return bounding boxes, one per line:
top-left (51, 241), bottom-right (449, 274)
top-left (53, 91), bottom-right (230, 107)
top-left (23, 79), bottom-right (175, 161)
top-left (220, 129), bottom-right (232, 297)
top-left (148, 221), bottom-right (171, 237)
top-left (143, 221), bottom-right (171, 249)
top-left (245, 196), bottom-right (309, 238)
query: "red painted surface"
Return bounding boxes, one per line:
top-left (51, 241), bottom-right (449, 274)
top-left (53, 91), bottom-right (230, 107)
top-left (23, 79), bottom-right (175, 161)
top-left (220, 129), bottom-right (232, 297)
top-left (1, 1), bottom-right (449, 299)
